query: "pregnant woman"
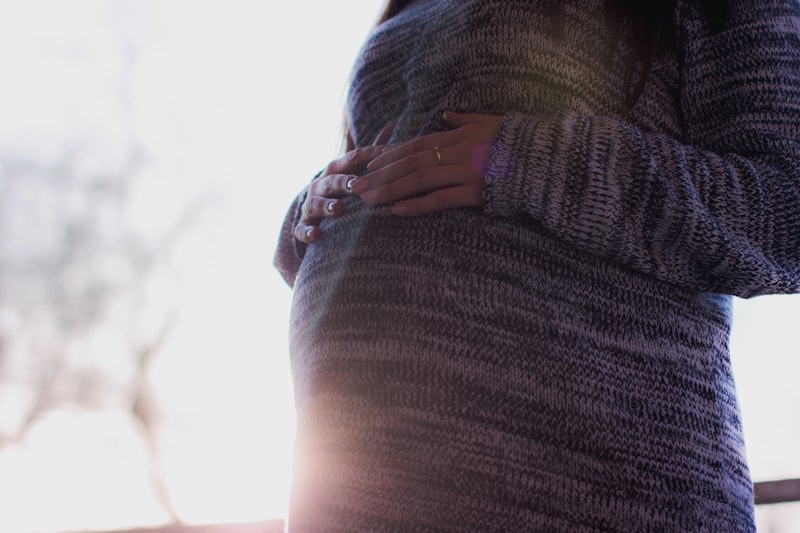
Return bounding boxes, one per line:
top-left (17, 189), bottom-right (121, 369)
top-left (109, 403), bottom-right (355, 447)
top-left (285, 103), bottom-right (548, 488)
top-left (275, 0), bottom-right (800, 530)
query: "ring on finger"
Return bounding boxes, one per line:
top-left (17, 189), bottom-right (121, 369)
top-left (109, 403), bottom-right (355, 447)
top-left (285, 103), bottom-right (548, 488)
top-left (433, 146), bottom-right (443, 166)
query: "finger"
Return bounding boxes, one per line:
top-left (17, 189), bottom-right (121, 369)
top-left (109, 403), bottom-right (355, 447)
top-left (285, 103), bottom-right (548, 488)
top-left (302, 195), bottom-right (343, 220)
top-left (360, 164), bottom-right (475, 206)
top-left (357, 143), bottom-right (466, 193)
top-left (372, 120), bottom-right (396, 145)
top-left (294, 223), bottom-right (320, 244)
top-left (390, 185), bottom-right (484, 216)
top-left (327, 144), bottom-right (391, 176)
top-left (310, 173), bottom-right (359, 198)
top-left (295, 192), bottom-right (343, 245)
top-left (366, 130), bottom-right (459, 172)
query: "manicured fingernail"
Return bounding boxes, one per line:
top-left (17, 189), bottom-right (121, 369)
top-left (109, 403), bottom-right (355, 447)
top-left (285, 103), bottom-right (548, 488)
top-left (326, 200), bottom-right (336, 213)
top-left (350, 179), bottom-right (368, 194)
top-left (391, 203), bottom-right (407, 215)
top-left (345, 176), bottom-right (357, 192)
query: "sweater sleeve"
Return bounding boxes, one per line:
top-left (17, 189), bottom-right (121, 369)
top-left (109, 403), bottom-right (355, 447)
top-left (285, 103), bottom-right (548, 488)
top-left (274, 188), bottom-right (308, 288)
top-left (483, 0), bottom-right (800, 298)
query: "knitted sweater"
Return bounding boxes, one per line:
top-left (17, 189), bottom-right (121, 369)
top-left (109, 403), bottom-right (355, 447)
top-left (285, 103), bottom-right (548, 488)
top-left (275, 0), bottom-right (800, 531)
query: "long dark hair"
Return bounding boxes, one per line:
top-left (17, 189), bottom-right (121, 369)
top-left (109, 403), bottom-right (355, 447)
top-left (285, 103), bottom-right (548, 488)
top-left (345, 0), bottom-right (731, 151)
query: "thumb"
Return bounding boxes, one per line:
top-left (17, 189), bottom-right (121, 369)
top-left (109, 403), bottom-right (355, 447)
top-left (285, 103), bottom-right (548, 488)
top-left (372, 120), bottom-right (396, 145)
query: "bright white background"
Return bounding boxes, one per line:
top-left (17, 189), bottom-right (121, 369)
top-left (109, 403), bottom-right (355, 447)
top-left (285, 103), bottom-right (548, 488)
top-left (0, 1), bottom-right (796, 532)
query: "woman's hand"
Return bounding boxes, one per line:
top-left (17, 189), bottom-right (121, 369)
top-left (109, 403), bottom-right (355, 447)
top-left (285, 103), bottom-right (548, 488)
top-left (295, 121), bottom-right (395, 244)
top-left (352, 112), bottom-right (503, 216)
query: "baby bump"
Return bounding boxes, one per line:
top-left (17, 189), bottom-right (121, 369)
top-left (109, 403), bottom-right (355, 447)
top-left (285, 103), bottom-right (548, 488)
top-left (286, 201), bottom-right (744, 529)
top-left (288, 199), bottom-right (718, 410)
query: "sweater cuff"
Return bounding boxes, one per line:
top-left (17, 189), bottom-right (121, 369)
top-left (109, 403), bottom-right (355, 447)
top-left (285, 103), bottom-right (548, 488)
top-left (483, 112), bottom-right (550, 219)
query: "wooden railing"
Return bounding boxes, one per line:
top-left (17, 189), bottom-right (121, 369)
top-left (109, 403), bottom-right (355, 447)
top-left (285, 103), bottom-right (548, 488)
top-left (754, 478), bottom-right (800, 505)
top-left (109, 521), bottom-right (284, 533)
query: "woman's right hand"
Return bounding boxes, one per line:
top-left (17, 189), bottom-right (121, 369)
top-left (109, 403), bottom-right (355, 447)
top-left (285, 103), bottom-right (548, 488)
top-left (295, 121), bottom-right (395, 244)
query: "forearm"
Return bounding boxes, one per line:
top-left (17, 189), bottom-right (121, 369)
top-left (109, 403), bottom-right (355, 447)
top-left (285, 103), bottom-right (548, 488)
top-left (484, 109), bottom-right (800, 297)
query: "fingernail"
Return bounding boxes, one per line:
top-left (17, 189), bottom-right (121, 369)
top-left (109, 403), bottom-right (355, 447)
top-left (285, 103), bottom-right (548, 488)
top-left (326, 200), bottom-right (336, 213)
top-left (305, 228), bottom-right (314, 239)
top-left (345, 176), bottom-right (357, 192)
top-left (351, 179), bottom-right (368, 194)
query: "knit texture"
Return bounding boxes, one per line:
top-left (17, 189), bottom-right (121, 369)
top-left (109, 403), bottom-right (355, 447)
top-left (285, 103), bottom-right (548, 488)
top-left (275, 0), bottom-right (800, 531)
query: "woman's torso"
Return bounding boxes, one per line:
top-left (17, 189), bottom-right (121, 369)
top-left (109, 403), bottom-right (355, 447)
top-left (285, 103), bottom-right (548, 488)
top-left (288, 1), bottom-right (754, 531)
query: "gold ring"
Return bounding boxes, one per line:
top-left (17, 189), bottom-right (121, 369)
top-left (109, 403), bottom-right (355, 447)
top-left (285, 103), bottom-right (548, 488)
top-left (433, 146), bottom-right (442, 166)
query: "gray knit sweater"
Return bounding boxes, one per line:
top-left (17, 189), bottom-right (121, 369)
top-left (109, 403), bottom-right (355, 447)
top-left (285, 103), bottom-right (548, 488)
top-left (275, 0), bottom-right (800, 530)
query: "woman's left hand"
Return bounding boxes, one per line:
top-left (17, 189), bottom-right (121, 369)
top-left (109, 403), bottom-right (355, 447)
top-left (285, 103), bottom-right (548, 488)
top-left (351, 111), bottom-right (503, 216)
